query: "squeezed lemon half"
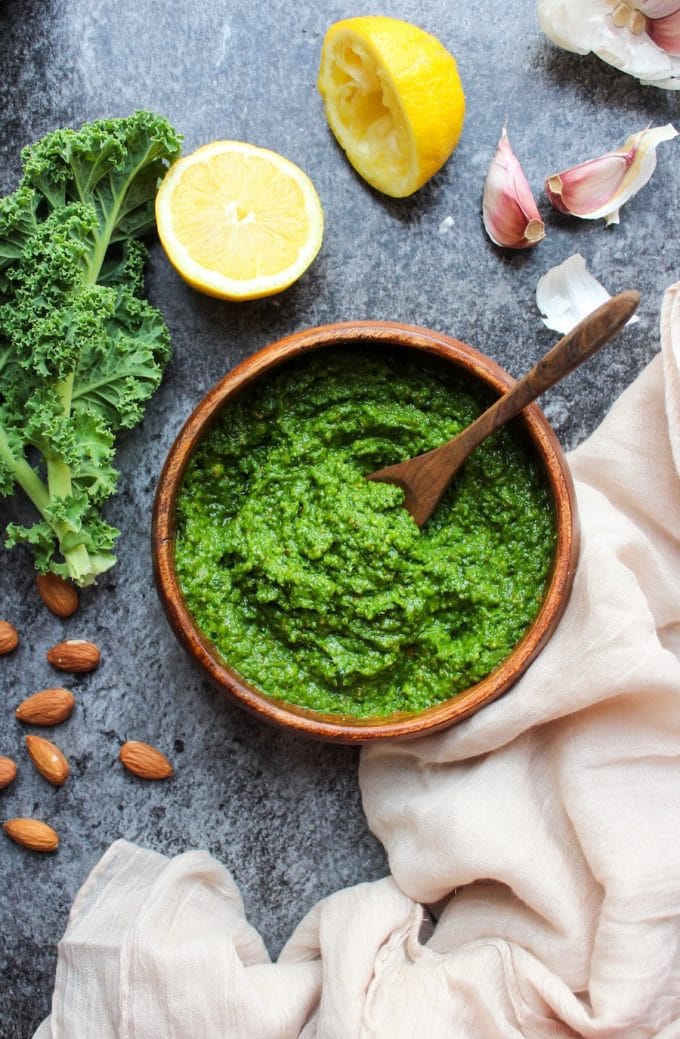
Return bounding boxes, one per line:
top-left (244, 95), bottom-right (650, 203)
top-left (317, 15), bottom-right (465, 198)
top-left (155, 141), bottom-right (324, 301)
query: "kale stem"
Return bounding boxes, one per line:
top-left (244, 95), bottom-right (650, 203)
top-left (46, 454), bottom-right (73, 500)
top-left (62, 543), bottom-right (95, 584)
top-left (0, 423), bottom-right (51, 515)
top-left (47, 369), bottom-right (75, 498)
top-left (45, 372), bottom-right (100, 582)
top-left (0, 424), bottom-right (95, 581)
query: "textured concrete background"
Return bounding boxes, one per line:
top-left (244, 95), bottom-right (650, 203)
top-left (0, 0), bottom-right (677, 1033)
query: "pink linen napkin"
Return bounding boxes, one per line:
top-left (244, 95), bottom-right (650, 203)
top-left (34, 283), bottom-right (680, 1039)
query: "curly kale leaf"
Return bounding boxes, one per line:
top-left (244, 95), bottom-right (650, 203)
top-left (0, 111), bottom-right (181, 585)
top-left (20, 110), bottom-right (182, 261)
top-left (72, 286), bottom-right (171, 429)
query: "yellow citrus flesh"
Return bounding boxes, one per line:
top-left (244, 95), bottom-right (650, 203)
top-left (155, 141), bottom-right (324, 300)
top-left (317, 16), bottom-right (465, 198)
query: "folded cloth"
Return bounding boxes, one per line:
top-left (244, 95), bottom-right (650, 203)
top-left (35, 285), bottom-right (680, 1039)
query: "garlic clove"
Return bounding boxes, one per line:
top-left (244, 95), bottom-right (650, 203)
top-left (647, 8), bottom-right (680, 54)
top-left (536, 253), bottom-right (639, 335)
top-left (538, 0), bottom-right (680, 89)
top-left (545, 124), bottom-right (677, 225)
top-left (482, 127), bottom-right (545, 249)
top-left (632, 0), bottom-right (680, 18)
top-left (546, 150), bottom-right (635, 219)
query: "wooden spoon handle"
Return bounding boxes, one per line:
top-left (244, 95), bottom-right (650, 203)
top-left (452, 289), bottom-right (641, 456)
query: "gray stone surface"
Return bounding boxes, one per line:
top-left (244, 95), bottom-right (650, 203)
top-left (0, 0), bottom-right (676, 1032)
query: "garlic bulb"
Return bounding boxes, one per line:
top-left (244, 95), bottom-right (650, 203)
top-left (536, 253), bottom-right (638, 334)
top-left (482, 127), bottom-right (545, 249)
top-left (545, 124), bottom-right (677, 225)
top-left (537, 0), bottom-right (680, 89)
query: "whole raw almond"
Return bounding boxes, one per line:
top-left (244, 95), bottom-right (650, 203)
top-left (0, 621), bottom-right (19, 656)
top-left (46, 639), bottom-right (100, 673)
top-left (0, 756), bottom-right (17, 790)
top-left (3, 817), bottom-right (59, 852)
top-left (25, 734), bottom-right (70, 786)
top-left (119, 740), bottom-right (174, 780)
top-left (16, 688), bottom-right (75, 726)
top-left (36, 573), bottom-right (79, 618)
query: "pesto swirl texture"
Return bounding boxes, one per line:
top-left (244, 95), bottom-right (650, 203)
top-left (174, 349), bottom-right (556, 718)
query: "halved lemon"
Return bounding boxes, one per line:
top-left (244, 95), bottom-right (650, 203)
top-left (317, 16), bottom-right (465, 198)
top-left (155, 141), bottom-right (324, 301)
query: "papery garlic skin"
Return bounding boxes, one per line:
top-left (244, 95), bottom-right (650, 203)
top-left (537, 0), bottom-right (680, 89)
top-left (482, 128), bottom-right (545, 249)
top-left (545, 124), bottom-right (677, 225)
top-left (536, 253), bottom-right (638, 334)
top-left (538, 0), bottom-right (615, 52)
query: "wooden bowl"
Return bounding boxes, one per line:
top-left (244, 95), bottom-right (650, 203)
top-left (152, 321), bottom-right (579, 743)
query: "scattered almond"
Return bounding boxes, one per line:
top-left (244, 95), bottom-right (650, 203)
top-left (3, 817), bottom-right (59, 852)
top-left (0, 756), bottom-right (17, 791)
top-left (25, 734), bottom-right (70, 786)
top-left (119, 740), bottom-right (174, 780)
top-left (16, 687), bottom-right (75, 726)
top-left (0, 621), bottom-right (19, 656)
top-left (36, 573), bottom-right (79, 618)
top-left (46, 639), bottom-right (100, 673)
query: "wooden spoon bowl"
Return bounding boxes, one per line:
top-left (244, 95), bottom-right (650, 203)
top-left (152, 321), bottom-right (579, 744)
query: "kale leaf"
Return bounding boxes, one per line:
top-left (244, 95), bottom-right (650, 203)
top-left (0, 111), bottom-right (182, 585)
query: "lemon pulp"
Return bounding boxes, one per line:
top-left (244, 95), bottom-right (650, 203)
top-left (155, 141), bottom-right (324, 300)
top-left (318, 16), bottom-right (465, 198)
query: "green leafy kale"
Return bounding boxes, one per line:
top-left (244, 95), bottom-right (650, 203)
top-left (0, 111), bottom-right (182, 585)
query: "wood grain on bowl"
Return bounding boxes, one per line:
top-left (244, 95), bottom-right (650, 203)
top-left (152, 322), bottom-right (579, 744)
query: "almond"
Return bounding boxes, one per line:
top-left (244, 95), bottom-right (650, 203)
top-left (0, 756), bottom-right (17, 791)
top-left (0, 621), bottom-right (19, 656)
top-left (25, 734), bottom-right (70, 786)
top-left (36, 573), bottom-right (79, 618)
top-left (3, 817), bottom-right (59, 852)
top-left (46, 639), bottom-right (100, 673)
top-left (119, 740), bottom-right (174, 780)
top-left (16, 688), bottom-right (75, 726)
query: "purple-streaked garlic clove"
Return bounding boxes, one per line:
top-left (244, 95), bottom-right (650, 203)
top-left (482, 127), bottom-right (545, 249)
top-left (545, 124), bottom-right (677, 224)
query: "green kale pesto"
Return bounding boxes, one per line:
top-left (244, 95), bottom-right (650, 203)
top-left (174, 348), bottom-right (556, 719)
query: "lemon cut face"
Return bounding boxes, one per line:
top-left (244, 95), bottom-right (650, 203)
top-left (318, 16), bottom-right (465, 198)
top-left (155, 141), bottom-right (324, 301)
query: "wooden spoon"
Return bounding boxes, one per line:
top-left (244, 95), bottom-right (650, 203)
top-left (367, 290), bottom-right (640, 526)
